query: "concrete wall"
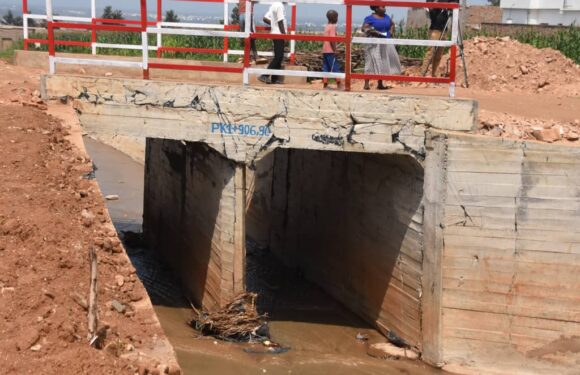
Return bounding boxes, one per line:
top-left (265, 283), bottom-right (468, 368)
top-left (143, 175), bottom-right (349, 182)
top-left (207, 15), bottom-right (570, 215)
top-left (245, 152), bottom-right (276, 246)
top-left (143, 139), bottom-right (245, 311)
top-left (267, 149), bottom-right (425, 347)
top-left (0, 26), bottom-right (27, 52)
top-left (432, 132), bottom-right (580, 374)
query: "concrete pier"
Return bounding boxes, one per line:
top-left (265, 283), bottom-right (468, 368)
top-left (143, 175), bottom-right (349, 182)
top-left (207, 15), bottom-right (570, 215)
top-left (43, 74), bottom-right (580, 374)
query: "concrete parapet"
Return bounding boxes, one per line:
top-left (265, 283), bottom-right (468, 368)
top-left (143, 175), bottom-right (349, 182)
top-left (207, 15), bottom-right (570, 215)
top-left (42, 74), bottom-right (477, 163)
top-left (16, 50), bottom-right (307, 84)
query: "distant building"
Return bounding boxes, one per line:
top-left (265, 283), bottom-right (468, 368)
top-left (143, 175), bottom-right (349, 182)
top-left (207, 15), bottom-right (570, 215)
top-left (464, 6), bottom-right (502, 29)
top-left (501, 0), bottom-right (580, 26)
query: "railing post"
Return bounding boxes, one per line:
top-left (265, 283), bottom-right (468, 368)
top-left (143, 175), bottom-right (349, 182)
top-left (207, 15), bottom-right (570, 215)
top-left (290, 3), bottom-right (297, 64)
top-left (345, 4), bottom-right (352, 91)
top-left (451, 8), bottom-right (459, 46)
top-left (47, 23), bottom-right (55, 74)
top-left (242, 0), bottom-right (252, 85)
top-left (157, 0), bottom-right (162, 58)
top-left (22, 0), bottom-right (29, 50)
top-left (449, 45), bottom-right (457, 98)
top-left (223, 1), bottom-right (229, 62)
top-left (91, 0), bottom-right (96, 54)
top-left (46, 0), bottom-right (55, 73)
top-left (449, 8), bottom-right (459, 97)
top-left (141, 0), bottom-right (150, 79)
top-left (46, 0), bottom-right (53, 22)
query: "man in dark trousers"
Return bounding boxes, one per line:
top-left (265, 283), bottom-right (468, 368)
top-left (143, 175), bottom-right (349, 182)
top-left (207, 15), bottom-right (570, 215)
top-left (421, 0), bottom-right (458, 77)
top-left (259, 2), bottom-right (287, 84)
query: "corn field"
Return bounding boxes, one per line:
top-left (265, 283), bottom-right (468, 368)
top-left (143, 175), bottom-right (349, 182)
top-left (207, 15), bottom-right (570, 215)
top-left (18, 25), bottom-right (580, 64)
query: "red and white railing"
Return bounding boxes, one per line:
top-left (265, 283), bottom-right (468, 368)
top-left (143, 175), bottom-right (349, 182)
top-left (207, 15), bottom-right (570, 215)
top-left (22, 0), bottom-right (297, 66)
top-left (24, 0), bottom-right (461, 96)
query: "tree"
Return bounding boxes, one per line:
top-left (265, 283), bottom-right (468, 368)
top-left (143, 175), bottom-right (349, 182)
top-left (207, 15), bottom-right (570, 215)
top-left (487, 0), bottom-right (500, 6)
top-left (101, 6), bottom-right (124, 20)
top-left (164, 10), bottom-right (179, 23)
top-left (230, 6), bottom-right (240, 25)
top-left (1, 10), bottom-right (23, 26)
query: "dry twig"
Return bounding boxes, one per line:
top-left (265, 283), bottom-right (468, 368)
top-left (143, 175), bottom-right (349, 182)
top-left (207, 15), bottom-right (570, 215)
top-left (87, 246), bottom-right (98, 343)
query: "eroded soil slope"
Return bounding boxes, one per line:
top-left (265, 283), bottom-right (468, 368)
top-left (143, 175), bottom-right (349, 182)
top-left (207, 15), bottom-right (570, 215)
top-left (0, 76), bottom-right (178, 374)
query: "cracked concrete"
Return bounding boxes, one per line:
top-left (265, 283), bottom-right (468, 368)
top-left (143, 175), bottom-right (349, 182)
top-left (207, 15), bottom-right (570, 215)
top-left (42, 75), bottom-right (477, 164)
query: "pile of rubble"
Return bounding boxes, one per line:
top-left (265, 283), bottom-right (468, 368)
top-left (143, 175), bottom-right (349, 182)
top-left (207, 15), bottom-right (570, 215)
top-left (478, 111), bottom-right (580, 144)
top-left (5, 88), bottom-right (48, 110)
top-left (453, 36), bottom-right (579, 95)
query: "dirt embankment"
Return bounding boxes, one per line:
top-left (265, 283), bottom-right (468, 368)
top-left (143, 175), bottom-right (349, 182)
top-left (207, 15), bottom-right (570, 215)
top-left (455, 36), bottom-right (579, 96)
top-left (0, 61), bottom-right (179, 374)
top-left (443, 36), bottom-right (580, 144)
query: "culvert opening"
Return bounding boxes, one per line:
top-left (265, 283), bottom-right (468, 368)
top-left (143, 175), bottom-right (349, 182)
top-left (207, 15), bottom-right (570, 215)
top-left (246, 148), bottom-right (425, 348)
top-left (141, 139), bottom-right (425, 350)
top-left (85, 136), bottom-right (436, 374)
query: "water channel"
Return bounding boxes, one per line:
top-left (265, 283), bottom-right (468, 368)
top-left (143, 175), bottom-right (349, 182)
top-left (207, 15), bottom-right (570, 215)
top-left (84, 137), bottom-right (442, 375)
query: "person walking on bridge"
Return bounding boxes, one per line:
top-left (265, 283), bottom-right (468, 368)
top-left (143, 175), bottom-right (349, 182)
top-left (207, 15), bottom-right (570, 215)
top-left (259, 1), bottom-right (287, 84)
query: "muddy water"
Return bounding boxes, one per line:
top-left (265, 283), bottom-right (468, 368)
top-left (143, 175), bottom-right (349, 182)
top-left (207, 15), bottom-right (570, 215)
top-left (85, 137), bottom-right (442, 375)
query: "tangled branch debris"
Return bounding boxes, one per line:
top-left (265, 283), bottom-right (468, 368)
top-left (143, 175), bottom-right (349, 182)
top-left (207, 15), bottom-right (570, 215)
top-left (190, 293), bottom-right (269, 342)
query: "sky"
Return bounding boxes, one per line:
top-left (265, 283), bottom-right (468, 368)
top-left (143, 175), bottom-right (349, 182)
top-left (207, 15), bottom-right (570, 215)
top-left (2, 0), bottom-right (492, 25)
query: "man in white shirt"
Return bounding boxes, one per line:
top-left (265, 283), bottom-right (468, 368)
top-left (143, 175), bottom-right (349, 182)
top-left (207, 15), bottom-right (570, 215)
top-left (259, 2), bottom-right (287, 84)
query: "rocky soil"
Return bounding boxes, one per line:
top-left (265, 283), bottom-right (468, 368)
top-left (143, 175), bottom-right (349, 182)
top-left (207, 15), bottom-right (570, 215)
top-left (0, 61), bottom-right (179, 375)
top-left (478, 111), bottom-right (580, 143)
top-left (407, 36), bottom-right (580, 144)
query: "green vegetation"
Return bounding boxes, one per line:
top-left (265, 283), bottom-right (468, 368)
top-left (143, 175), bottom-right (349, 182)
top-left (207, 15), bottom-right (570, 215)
top-left (0, 40), bottom-right (22, 62)
top-left (1, 10), bottom-right (23, 26)
top-left (101, 6), bottom-right (124, 20)
top-left (164, 10), bottom-right (180, 23)
top-left (25, 25), bottom-right (579, 64)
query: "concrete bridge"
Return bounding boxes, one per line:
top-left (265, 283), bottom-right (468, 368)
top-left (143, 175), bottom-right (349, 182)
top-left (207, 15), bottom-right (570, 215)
top-left (42, 74), bottom-right (580, 374)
